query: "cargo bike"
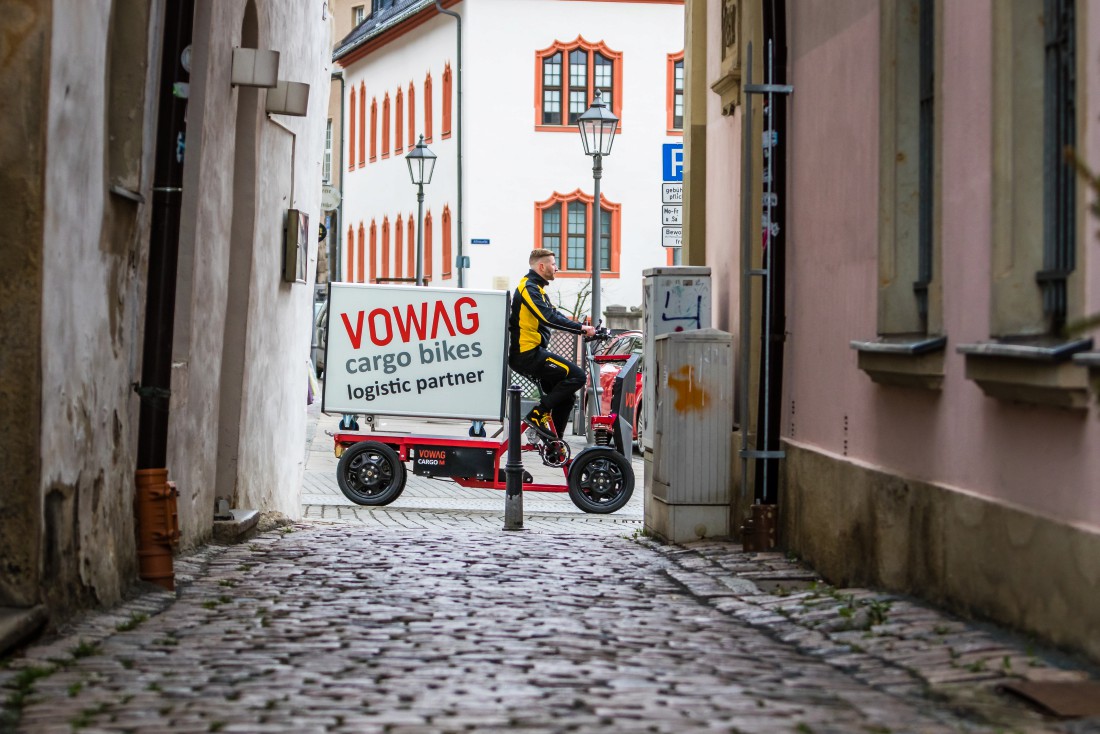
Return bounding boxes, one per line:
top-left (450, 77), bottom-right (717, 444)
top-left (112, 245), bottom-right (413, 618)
top-left (323, 283), bottom-right (637, 514)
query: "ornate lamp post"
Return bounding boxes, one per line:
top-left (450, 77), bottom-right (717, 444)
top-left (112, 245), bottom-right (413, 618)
top-left (576, 89), bottom-right (619, 325)
top-left (405, 135), bottom-right (437, 286)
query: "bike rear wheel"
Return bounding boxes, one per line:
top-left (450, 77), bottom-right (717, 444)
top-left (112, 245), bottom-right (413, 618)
top-left (567, 447), bottom-right (634, 514)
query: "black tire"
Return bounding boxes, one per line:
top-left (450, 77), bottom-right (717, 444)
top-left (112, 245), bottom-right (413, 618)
top-left (567, 447), bottom-right (634, 514)
top-left (336, 441), bottom-right (406, 506)
top-left (632, 400), bottom-right (644, 455)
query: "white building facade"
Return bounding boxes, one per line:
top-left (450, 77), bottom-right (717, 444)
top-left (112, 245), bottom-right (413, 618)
top-left (335, 0), bottom-right (685, 314)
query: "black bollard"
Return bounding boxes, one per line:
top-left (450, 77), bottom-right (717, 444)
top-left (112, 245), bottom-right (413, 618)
top-left (503, 385), bottom-right (524, 530)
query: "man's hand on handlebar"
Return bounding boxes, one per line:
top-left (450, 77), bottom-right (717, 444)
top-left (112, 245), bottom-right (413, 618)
top-left (581, 324), bottom-right (597, 337)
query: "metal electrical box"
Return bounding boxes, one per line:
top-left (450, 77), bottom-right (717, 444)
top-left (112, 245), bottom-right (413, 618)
top-left (645, 329), bottom-right (733, 543)
top-left (641, 267), bottom-right (711, 451)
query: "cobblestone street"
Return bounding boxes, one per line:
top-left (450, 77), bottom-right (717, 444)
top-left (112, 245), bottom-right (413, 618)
top-left (1, 406), bottom-right (1096, 733)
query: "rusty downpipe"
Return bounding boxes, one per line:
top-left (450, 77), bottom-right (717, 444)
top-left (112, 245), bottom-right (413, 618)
top-left (134, 0), bottom-right (194, 589)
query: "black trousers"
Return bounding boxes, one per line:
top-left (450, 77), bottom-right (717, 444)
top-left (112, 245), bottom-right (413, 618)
top-left (509, 347), bottom-right (584, 438)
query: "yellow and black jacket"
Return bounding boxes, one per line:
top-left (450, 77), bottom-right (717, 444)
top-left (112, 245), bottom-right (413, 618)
top-left (509, 269), bottom-right (584, 356)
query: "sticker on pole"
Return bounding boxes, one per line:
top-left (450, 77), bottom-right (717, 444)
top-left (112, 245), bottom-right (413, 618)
top-left (322, 283), bottom-right (510, 421)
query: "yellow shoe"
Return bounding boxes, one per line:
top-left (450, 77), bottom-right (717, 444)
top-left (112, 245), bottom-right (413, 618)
top-left (524, 406), bottom-right (554, 437)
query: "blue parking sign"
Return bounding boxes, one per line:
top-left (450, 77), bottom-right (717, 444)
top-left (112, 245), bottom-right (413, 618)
top-left (662, 143), bottom-right (684, 182)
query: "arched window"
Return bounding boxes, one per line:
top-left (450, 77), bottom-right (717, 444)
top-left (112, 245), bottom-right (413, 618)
top-left (424, 72), bottom-right (433, 143)
top-left (358, 81), bottom-right (366, 166)
top-left (369, 219), bottom-right (378, 282)
top-left (382, 93), bottom-right (391, 158)
top-left (395, 87), bottom-right (404, 152)
top-left (442, 63), bottom-right (453, 139)
top-left (394, 215), bottom-right (404, 278)
top-left (424, 210), bottom-right (433, 282)
top-left (348, 88), bottom-right (356, 170)
top-left (369, 97), bottom-right (378, 162)
top-left (535, 37), bottom-right (623, 132)
top-left (356, 223), bottom-right (366, 282)
top-left (407, 214), bottom-right (415, 276)
top-left (533, 189), bottom-right (621, 277)
top-left (442, 205), bottom-right (452, 280)
top-left (407, 82), bottom-right (416, 151)
top-left (346, 224), bottom-right (354, 279)
top-left (381, 216), bottom-right (391, 279)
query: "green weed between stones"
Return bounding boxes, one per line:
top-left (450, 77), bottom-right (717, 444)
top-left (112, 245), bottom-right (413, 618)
top-left (115, 612), bottom-right (149, 632)
top-left (69, 702), bottom-right (107, 729)
top-left (71, 640), bottom-right (100, 659)
top-left (3, 664), bottom-right (55, 714)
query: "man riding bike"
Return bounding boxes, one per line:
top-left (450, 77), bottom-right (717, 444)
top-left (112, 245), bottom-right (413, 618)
top-left (509, 249), bottom-right (596, 439)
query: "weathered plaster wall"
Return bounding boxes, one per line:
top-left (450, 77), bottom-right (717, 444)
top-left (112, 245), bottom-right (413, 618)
top-left (782, 440), bottom-right (1100, 662)
top-left (0, 0), bottom-right (50, 608)
top-left (37, 0), bottom-right (158, 610)
top-left (169, 0), bottom-right (331, 548)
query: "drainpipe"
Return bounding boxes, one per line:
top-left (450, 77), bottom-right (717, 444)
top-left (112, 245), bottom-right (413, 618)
top-left (332, 69), bottom-right (345, 281)
top-left (134, 0), bottom-right (193, 590)
top-left (435, 0), bottom-right (464, 287)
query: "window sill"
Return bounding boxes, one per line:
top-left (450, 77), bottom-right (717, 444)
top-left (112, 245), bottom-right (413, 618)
top-left (1073, 352), bottom-right (1100, 402)
top-left (956, 338), bottom-right (1093, 409)
top-left (850, 335), bottom-right (947, 390)
top-left (534, 124), bottom-right (624, 134)
top-left (557, 271), bottom-right (619, 280)
top-left (666, 129), bottom-right (684, 137)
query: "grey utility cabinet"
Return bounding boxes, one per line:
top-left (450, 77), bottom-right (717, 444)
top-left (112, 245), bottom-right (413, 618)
top-left (645, 328), bottom-right (733, 543)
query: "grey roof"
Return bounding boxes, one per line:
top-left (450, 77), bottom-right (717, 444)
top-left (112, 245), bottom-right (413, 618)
top-left (333, 0), bottom-right (440, 63)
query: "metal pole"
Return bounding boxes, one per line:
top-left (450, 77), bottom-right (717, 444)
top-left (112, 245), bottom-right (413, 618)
top-left (415, 182), bottom-right (425, 286)
top-left (503, 385), bottom-right (524, 530)
top-left (738, 47), bottom-right (754, 510)
top-left (761, 40), bottom-right (776, 502)
top-left (591, 153), bottom-right (602, 325)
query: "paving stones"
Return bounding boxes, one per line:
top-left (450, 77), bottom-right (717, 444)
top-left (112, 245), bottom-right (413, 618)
top-left (3, 524), bottom-right (1097, 733)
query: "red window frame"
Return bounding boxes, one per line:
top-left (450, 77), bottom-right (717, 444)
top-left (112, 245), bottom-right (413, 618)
top-left (666, 51), bottom-right (684, 135)
top-left (533, 36), bottom-right (623, 133)
top-left (533, 189), bottom-right (621, 278)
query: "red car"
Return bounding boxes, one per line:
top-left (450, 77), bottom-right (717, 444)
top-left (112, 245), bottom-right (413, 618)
top-left (585, 330), bottom-right (644, 452)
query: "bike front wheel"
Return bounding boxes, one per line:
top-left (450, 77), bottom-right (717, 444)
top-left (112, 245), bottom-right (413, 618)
top-left (336, 441), bottom-right (407, 506)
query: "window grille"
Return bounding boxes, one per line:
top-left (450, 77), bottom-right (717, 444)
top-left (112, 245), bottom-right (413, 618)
top-left (1039, 0), bottom-right (1075, 332)
top-left (914, 0), bottom-right (934, 331)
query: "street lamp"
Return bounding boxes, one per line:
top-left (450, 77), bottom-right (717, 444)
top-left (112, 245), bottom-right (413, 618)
top-left (577, 89), bottom-right (618, 326)
top-left (406, 134), bottom-right (437, 286)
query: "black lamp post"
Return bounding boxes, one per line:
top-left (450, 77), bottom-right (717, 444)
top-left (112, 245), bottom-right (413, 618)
top-left (406, 135), bottom-right (437, 286)
top-left (576, 89), bottom-right (618, 325)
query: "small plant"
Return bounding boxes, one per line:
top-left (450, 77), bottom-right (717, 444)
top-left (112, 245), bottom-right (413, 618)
top-left (933, 624), bottom-right (950, 635)
top-left (70, 702), bottom-right (107, 729)
top-left (218, 579), bottom-right (237, 588)
top-left (115, 612), bottom-right (148, 632)
top-left (68, 681), bottom-right (84, 697)
top-left (1002, 655), bottom-right (1013, 672)
top-left (201, 600), bottom-right (219, 609)
top-left (218, 595), bottom-right (232, 605)
top-left (147, 682), bottom-right (161, 692)
top-left (119, 659), bottom-right (134, 670)
top-left (866, 599), bottom-right (891, 626)
top-left (71, 640), bottom-right (100, 659)
top-left (795, 724), bottom-right (814, 733)
top-left (209, 721), bottom-right (225, 732)
top-left (237, 563), bottom-right (254, 572)
top-left (966, 658), bottom-right (988, 673)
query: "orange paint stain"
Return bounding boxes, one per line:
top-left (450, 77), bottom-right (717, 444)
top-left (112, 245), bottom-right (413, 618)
top-left (667, 365), bottom-right (707, 412)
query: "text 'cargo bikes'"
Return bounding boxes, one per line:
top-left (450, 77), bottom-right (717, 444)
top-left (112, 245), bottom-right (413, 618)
top-left (322, 283), bottom-right (638, 514)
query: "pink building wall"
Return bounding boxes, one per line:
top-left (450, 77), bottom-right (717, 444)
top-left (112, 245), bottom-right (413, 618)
top-left (781, 1), bottom-right (1100, 531)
